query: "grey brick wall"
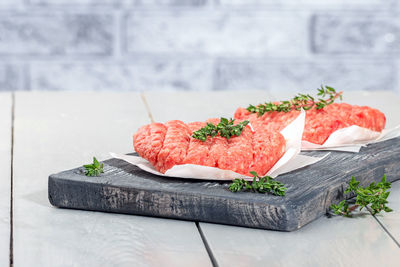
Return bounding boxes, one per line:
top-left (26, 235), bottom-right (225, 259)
top-left (124, 10), bottom-right (307, 56)
top-left (0, 0), bottom-right (399, 93)
top-left (0, 14), bottom-right (113, 56)
top-left (312, 14), bottom-right (400, 54)
top-left (214, 59), bottom-right (396, 93)
top-left (0, 64), bottom-right (24, 91)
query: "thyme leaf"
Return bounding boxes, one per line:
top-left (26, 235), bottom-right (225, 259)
top-left (83, 157), bottom-right (104, 177)
top-left (192, 118), bottom-right (249, 142)
top-left (229, 171), bottom-right (287, 196)
top-left (330, 175), bottom-right (393, 217)
top-left (247, 85), bottom-right (343, 116)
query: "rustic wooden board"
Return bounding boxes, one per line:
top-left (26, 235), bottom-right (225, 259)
top-left (49, 137), bottom-right (400, 231)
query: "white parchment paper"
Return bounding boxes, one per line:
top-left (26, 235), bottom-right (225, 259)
top-left (111, 109), bottom-right (327, 180)
top-left (301, 124), bottom-right (400, 152)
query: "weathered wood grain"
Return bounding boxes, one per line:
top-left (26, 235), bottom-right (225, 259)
top-left (14, 92), bottom-right (211, 267)
top-left (49, 137), bottom-right (400, 231)
top-left (0, 93), bottom-right (11, 266)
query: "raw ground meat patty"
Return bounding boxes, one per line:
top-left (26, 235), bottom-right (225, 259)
top-left (133, 119), bottom-right (286, 176)
top-left (234, 103), bottom-right (386, 145)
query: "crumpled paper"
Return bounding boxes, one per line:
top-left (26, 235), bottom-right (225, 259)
top-left (301, 124), bottom-right (400, 153)
top-left (111, 110), bottom-right (328, 180)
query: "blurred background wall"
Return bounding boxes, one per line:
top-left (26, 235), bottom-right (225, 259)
top-left (0, 0), bottom-right (399, 94)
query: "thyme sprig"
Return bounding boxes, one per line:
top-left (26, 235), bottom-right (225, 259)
top-left (330, 175), bottom-right (393, 217)
top-left (229, 171), bottom-right (287, 196)
top-left (247, 85), bottom-right (343, 116)
top-left (83, 157), bottom-right (104, 177)
top-left (192, 118), bottom-right (249, 142)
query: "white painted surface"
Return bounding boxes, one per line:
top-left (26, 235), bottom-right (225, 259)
top-left (13, 92), bottom-right (211, 267)
top-left (0, 93), bottom-right (11, 266)
top-left (11, 90), bottom-right (400, 266)
top-left (201, 214), bottom-right (400, 267)
top-left (143, 90), bottom-right (273, 123)
top-left (374, 181), bottom-right (400, 243)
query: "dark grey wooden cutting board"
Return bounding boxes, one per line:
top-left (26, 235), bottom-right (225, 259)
top-left (48, 137), bottom-right (400, 231)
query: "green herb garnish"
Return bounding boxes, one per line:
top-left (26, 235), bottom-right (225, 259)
top-left (83, 157), bottom-right (104, 177)
top-left (330, 175), bottom-right (393, 216)
top-left (192, 118), bottom-right (249, 142)
top-left (247, 85), bottom-right (343, 116)
top-left (229, 171), bottom-right (287, 196)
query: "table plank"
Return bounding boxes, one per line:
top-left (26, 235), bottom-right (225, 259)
top-left (144, 90), bottom-right (400, 266)
top-left (13, 92), bottom-right (211, 267)
top-left (143, 90), bottom-right (273, 123)
top-left (373, 181), bottom-right (400, 245)
top-left (200, 213), bottom-right (400, 267)
top-left (0, 93), bottom-right (11, 266)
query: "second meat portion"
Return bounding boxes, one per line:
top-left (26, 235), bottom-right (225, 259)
top-left (234, 103), bottom-right (386, 145)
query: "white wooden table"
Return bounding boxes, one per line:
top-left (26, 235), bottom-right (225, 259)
top-left (0, 90), bottom-right (399, 267)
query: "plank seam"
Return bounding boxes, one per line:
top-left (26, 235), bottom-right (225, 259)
top-left (369, 208), bottom-right (400, 248)
top-left (9, 93), bottom-right (15, 267)
top-left (140, 93), bottom-right (155, 123)
top-left (196, 222), bottom-right (219, 267)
